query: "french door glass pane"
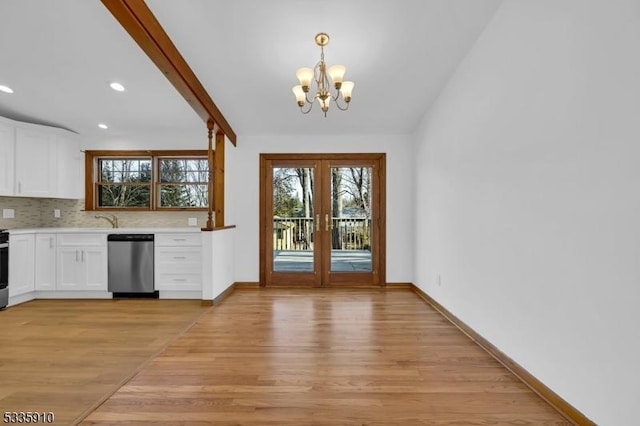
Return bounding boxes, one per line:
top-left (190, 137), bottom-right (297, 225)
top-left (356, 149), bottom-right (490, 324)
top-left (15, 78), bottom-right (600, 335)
top-left (272, 167), bottom-right (315, 272)
top-left (330, 166), bottom-right (372, 272)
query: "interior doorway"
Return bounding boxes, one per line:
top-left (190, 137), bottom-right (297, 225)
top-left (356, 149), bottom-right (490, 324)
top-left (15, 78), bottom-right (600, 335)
top-left (260, 153), bottom-right (386, 287)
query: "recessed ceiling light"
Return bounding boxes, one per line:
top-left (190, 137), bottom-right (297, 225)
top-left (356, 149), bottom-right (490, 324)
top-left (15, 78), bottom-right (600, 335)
top-left (98, 123), bottom-right (108, 129)
top-left (109, 82), bottom-right (125, 92)
top-left (0, 85), bottom-right (14, 94)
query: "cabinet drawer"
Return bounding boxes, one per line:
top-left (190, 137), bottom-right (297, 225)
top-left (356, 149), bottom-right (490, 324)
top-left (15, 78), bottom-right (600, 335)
top-left (155, 247), bottom-right (201, 265)
top-left (57, 233), bottom-right (106, 247)
top-left (155, 233), bottom-right (201, 247)
top-left (155, 272), bottom-right (201, 291)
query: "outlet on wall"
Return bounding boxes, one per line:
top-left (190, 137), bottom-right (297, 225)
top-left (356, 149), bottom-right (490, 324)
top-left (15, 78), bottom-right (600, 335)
top-left (2, 208), bottom-right (15, 219)
top-left (54, 209), bottom-right (61, 218)
top-left (188, 217), bottom-right (198, 226)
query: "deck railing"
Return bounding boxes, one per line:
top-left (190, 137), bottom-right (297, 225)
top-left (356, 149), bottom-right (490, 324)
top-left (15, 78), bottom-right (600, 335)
top-left (273, 217), bottom-right (371, 251)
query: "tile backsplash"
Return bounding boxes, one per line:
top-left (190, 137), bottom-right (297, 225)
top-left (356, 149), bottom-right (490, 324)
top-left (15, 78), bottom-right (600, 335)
top-left (0, 196), bottom-right (208, 229)
top-left (0, 197), bottom-right (42, 229)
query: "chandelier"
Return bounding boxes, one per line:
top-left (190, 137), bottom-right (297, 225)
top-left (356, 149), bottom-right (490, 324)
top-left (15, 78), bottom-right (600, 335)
top-left (292, 33), bottom-right (354, 117)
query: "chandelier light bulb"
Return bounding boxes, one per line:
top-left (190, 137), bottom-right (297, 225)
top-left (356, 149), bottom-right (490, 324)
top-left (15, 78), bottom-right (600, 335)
top-left (340, 81), bottom-right (355, 102)
top-left (292, 85), bottom-right (306, 106)
top-left (327, 65), bottom-right (346, 89)
top-left (296, 67), bottom-right (314, 91)
top-left (318, 96), bottom-right (331, 112)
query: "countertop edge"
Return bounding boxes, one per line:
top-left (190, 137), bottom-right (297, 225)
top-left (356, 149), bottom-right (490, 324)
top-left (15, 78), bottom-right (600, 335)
top-left (6, 227), bottom-right (205, 234)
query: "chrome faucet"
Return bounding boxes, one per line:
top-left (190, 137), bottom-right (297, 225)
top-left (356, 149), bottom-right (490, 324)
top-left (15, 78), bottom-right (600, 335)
top-left (94, 214), bottom-right (119, 228)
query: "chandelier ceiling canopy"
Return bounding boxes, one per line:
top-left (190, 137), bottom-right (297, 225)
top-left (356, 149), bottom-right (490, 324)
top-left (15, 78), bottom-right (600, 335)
top-left (292, 33), bottom-right (354, 117)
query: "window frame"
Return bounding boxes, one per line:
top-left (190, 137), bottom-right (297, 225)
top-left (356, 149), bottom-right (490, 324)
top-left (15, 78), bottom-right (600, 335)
top-left (85, 150), bottom-right (210, 211)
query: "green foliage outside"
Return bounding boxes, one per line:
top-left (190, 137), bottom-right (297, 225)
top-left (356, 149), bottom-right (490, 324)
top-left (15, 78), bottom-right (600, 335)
top-left (98, 158), bottom-right (208, 208)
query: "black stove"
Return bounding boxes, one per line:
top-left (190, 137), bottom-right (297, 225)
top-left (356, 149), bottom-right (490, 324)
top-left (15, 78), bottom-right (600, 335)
top-left (0, 230), bottom-right (8, 309)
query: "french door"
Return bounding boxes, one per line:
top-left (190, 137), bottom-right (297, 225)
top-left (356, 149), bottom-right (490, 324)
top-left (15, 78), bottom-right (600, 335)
top-left (260, 154), bottom-right (385, 287)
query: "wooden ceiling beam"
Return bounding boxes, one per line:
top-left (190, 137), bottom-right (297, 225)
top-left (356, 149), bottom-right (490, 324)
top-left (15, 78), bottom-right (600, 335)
top-left (101, 0), bottom-right (237, 145)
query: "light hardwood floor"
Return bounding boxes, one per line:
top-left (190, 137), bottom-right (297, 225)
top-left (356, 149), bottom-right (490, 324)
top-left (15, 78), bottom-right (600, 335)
top-left (83, 289), bottom-right (570, 425)
top-left (0, 299), bottom-right (208, 424)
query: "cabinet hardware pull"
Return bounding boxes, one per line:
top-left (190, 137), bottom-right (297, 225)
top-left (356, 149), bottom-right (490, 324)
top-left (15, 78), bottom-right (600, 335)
top-left (81, 250), bottom-right (85, 262)
top-left (325, 214), bottom-right (330, 231)
top-left (173, 238), bottom-right (187, 241)
top-left (316, 214), bottom-right (320, 231)
top-left (75, 250), bottom-right (79, 262)
top-left (18, 182), bottom-right (21, 193)
top-left (173, 278), bottom-right (187, 282)
top-left (173, 256), bottom-right (186, 259)
top-left (49, 237), bottom-right (53, 249)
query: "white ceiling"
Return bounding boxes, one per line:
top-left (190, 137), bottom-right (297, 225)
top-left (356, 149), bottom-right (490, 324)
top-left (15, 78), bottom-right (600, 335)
top-left (0, 0), bottom-right (501, 143)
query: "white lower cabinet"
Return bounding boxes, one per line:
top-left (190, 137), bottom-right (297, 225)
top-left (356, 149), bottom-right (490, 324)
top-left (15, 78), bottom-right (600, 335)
top-left (35, 233), bottom-right (56, 291)
top-left (8, 230), bottom-right (204, 305)
top-left (56, 234), bottom-right (107, 291)
top-left (8, 234), bottom-right (35, 297)
top-left (155, 233), bottom-right (202, 291)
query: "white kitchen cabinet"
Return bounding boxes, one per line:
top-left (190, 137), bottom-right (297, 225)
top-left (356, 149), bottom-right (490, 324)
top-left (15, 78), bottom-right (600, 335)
top-left (0, 120), bottom-right (15, 196)
top-left (56, 234), bottom-right (107, 291)
top-left (56, 133), bottom-right (82, 199)
top-left (35, 234), bottom-right (56, 291)
top-left (9, 234), bottom-right (35, 297)
top-left (15, 126), bottom-right (57, 197)
top-left (0, 116), bottom-right (83, 199)
top-left (155, 233), bottom-right (202, 291)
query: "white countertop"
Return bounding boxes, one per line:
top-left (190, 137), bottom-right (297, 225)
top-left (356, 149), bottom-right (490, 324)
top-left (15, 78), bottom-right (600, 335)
top-left (7, 227), bottom-right (203, 235)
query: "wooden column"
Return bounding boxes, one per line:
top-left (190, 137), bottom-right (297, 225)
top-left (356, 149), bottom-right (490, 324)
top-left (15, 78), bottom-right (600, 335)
top-left (214, 131), bottom-right (225, 227)
top-left (203, 119), bottom-right (215, 231)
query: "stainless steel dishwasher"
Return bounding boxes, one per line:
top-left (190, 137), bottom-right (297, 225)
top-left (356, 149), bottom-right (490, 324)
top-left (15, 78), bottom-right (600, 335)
top-left (107, 234), bottom-right (156, 297)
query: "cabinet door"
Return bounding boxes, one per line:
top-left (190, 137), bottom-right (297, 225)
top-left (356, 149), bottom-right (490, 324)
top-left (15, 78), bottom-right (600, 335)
top-left (0, 121), bottom-right (15, 195)
top-left (15, 127), bottom-right (57, 197)
top-left (57, 247), bottom-right (82, 290)
top-left (56, 134), bottom-right (82, 199)
top-left (35, 234), bottom-right (56, 291)
top-left (9, 234), bottom-right (35, 297)
top-left (82, 247), bottom-right (107, 291)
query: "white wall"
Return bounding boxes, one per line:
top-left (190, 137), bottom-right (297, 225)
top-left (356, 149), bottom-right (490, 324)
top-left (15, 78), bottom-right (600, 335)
top-left (83, 130), bottom-right (205, 150)
top-left (412, 1), bottom-right (640, 424)
top-left (227, 133), bottom-right (414, 284)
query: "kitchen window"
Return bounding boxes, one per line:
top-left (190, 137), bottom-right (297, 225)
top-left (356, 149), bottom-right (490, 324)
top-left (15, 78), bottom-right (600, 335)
top-left (157, 158), bottom-right (209, 208)
top-left (85, 150), bottom-right (209, 211)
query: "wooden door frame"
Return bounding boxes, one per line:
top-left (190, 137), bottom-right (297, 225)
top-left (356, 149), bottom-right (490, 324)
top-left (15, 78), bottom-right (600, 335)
top-left (260, 153), bottom-right (386, 287)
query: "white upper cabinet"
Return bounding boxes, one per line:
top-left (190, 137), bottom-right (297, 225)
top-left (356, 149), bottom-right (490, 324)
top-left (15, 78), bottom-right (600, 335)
top-left (0, 116), bottom-right (83, 199)
top-left (0, 120), bottom-right (15, 196)
top-left (15, 126), bottom-right (57, 197)
top-left (56, 133), bottom-right (82, 199)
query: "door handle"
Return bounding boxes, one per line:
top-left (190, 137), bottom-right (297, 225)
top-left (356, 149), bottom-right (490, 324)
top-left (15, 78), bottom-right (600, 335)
top-left (315, 214), bottom-right (320, 231)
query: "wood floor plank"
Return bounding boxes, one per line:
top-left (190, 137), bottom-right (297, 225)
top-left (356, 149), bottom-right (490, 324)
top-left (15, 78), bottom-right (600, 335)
top-left (0, 299), bottom-right (208, 424)
top-left (83, 289), bottom-right (571, 425)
